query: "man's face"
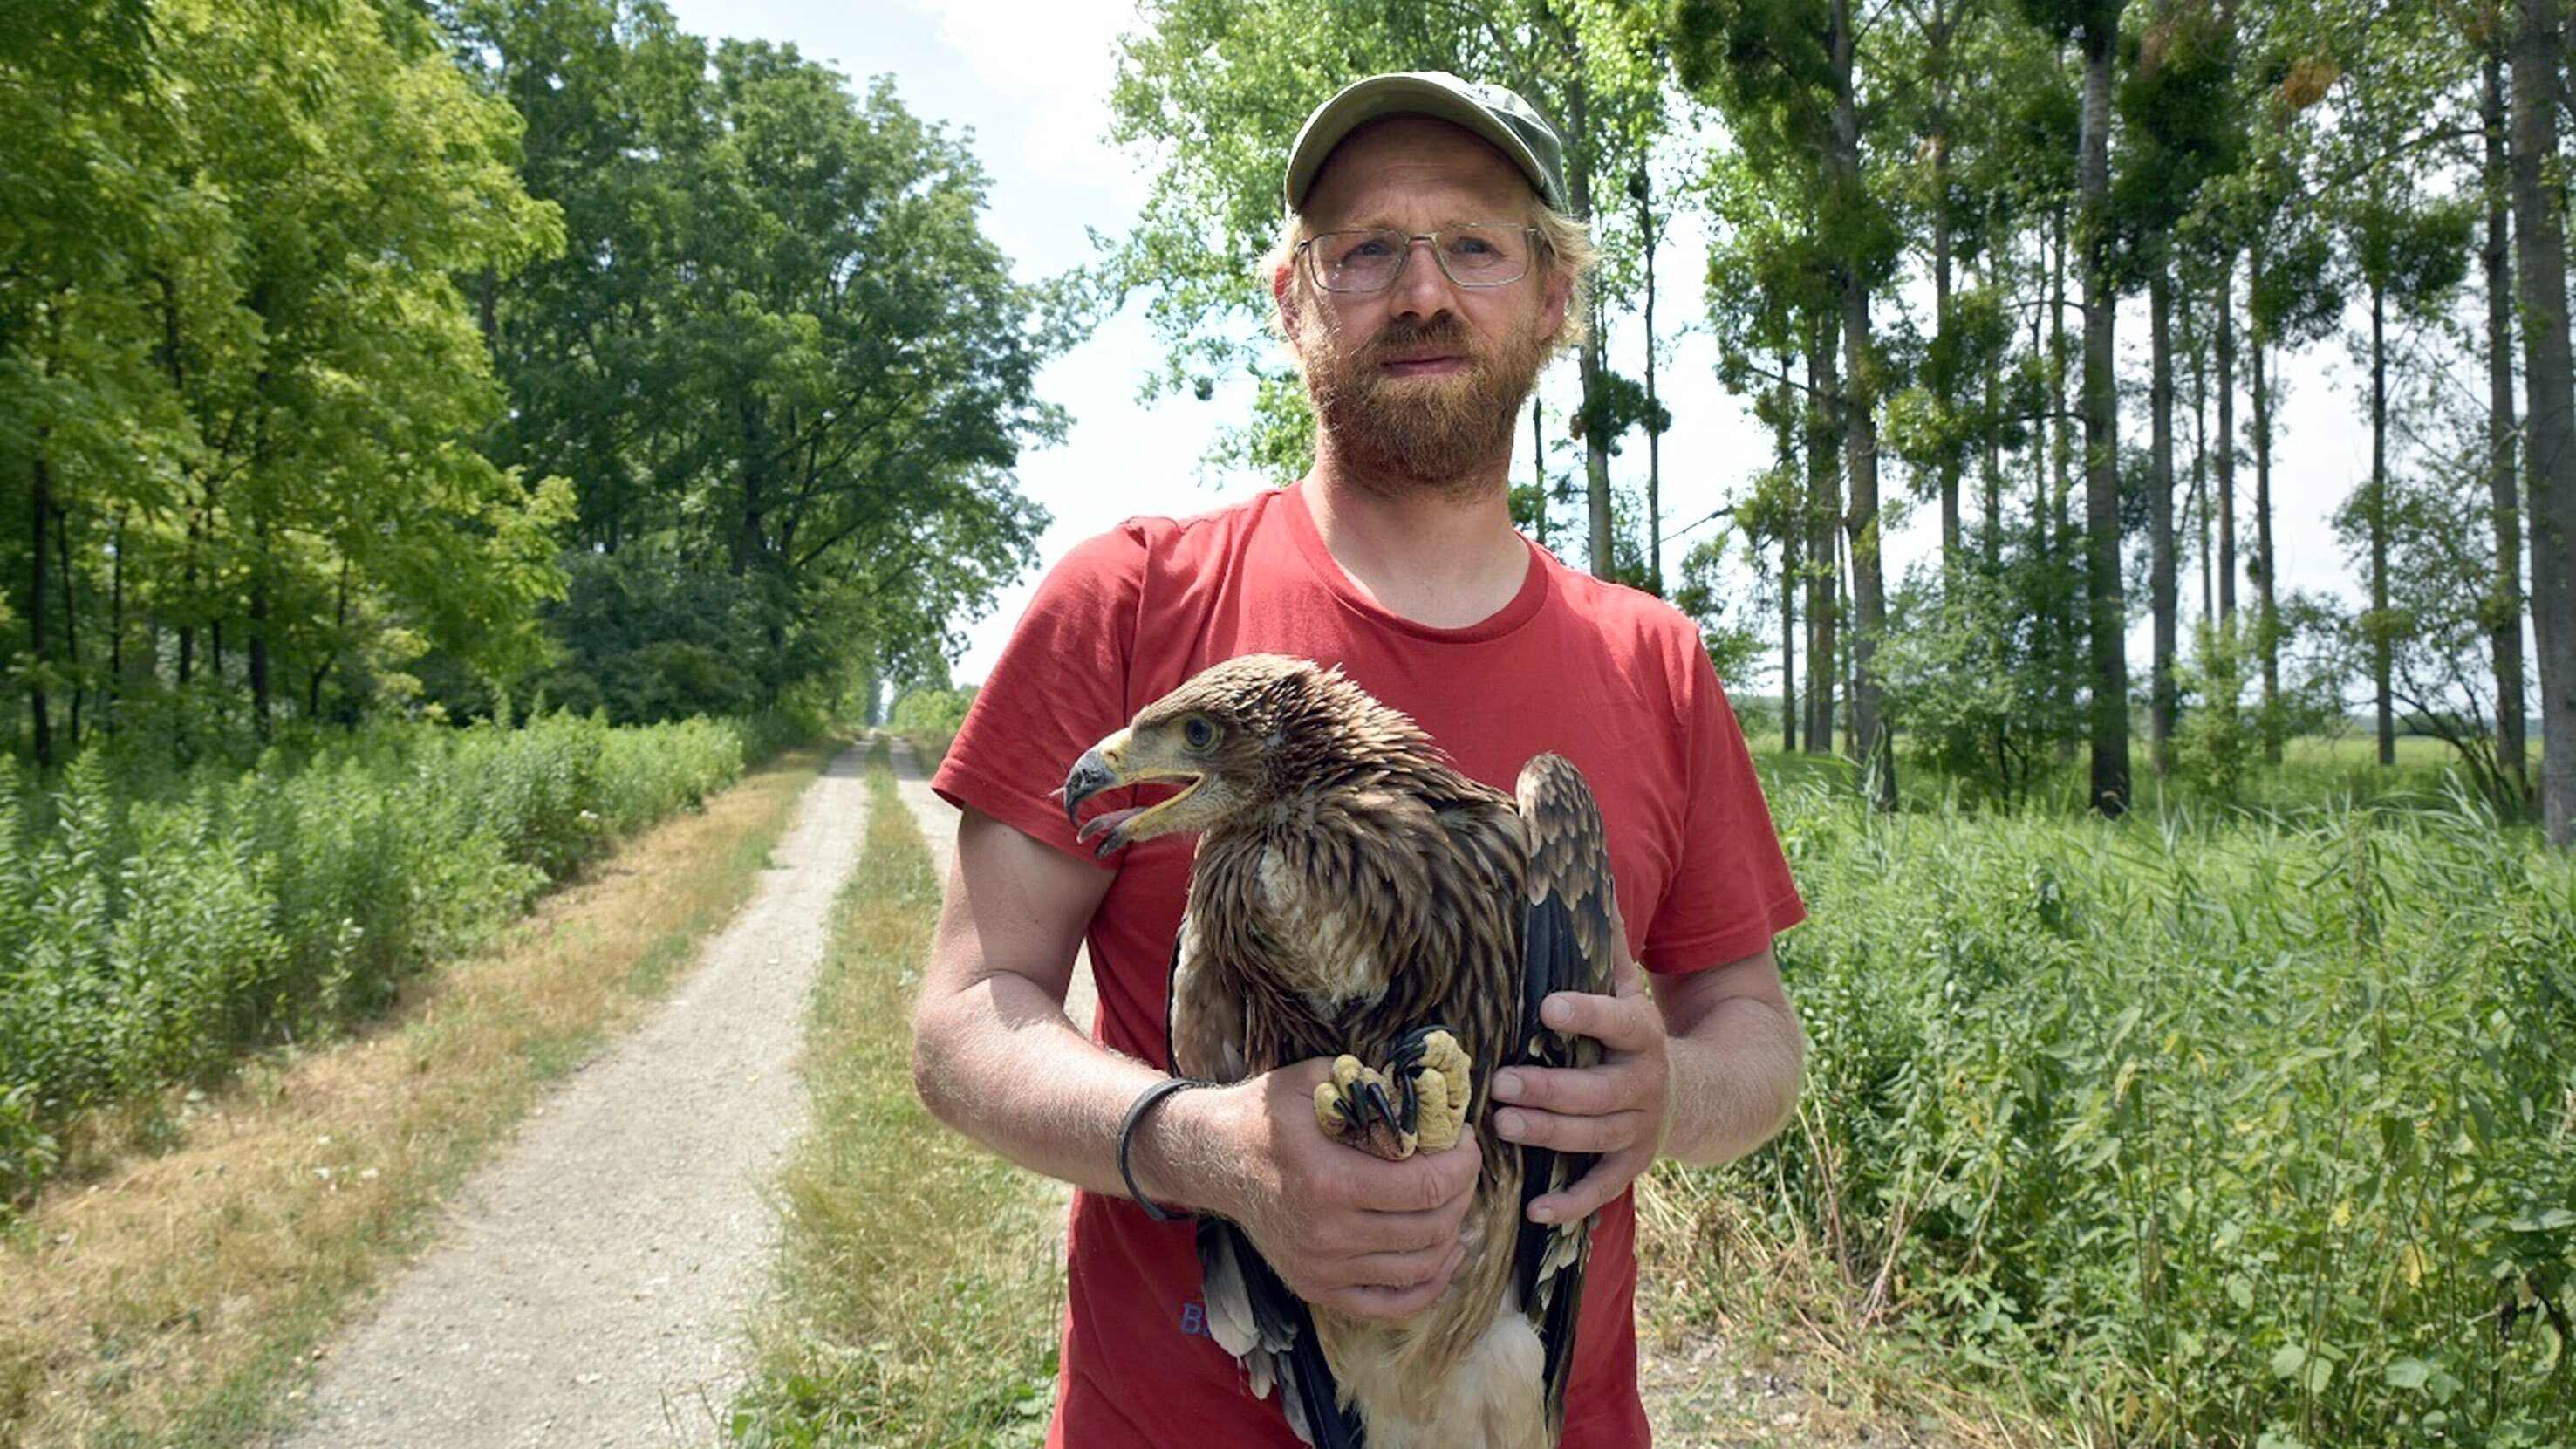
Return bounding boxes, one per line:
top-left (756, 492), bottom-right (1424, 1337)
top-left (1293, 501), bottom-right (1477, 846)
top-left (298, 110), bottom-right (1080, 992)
top-left (1281, 117), bottom-right (1571, 493)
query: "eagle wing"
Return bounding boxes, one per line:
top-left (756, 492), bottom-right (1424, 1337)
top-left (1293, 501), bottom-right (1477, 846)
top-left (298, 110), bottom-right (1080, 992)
top-left (1170, 850), bottom-right (1364, 1449)
top-left (1510, 753), bottom-right (1624, 1439)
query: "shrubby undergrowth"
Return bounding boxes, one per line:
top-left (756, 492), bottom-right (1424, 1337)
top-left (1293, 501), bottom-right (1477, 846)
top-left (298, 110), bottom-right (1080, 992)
top-left (1739, 780), bottom-right (2576, 1446)
top-left (0, 711), bottom-right (808, 1203)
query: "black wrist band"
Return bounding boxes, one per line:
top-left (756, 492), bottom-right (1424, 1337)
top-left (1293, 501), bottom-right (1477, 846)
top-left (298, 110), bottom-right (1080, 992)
top-left (1117, 1076), bottom-right (1212, 1221)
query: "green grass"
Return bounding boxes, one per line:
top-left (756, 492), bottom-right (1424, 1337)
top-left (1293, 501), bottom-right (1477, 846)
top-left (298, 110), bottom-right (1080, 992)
top-left (732, 742), bottom-right (1063, 1448)
top-left (1674, 775), bottom-right (2576, 1447)
top-left (0, 741), bottom-right (838, 1448)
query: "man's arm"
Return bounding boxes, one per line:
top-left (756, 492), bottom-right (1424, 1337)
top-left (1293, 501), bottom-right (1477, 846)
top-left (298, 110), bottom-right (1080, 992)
top-left (909, 805), bottom-right (1483, 1318)
top-left (1484, 945), bottom-right (1803, 1224)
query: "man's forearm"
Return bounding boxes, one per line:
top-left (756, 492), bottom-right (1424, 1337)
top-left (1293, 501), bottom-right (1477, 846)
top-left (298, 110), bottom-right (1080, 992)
top-left (1660, 988), bottom-right (1804, 1167)
top-left (911, 967), bottom-right (1181, 1200)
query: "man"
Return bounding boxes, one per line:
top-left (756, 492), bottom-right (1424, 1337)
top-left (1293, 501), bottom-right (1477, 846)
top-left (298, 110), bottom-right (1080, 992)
top-left (912, 72), bottom-right (1807, 1446)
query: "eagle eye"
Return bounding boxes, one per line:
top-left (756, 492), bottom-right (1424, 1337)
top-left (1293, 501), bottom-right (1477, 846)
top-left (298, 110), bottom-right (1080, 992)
top-left (1182, 714), bottom-right (1218, 749)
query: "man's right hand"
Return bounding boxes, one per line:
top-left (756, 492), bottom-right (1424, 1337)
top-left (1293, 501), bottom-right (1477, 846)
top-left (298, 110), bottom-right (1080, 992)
top-left (1153, 1059), bottom-right (1481, 1322)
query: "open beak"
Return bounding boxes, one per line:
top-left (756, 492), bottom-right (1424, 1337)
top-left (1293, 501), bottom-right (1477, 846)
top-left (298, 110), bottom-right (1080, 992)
top-left (1061, 728), bottom-right (1201, 858)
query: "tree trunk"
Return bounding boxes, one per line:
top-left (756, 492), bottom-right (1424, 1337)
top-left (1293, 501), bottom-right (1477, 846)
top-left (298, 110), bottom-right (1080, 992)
top-left (1936, 140), bottom-right (1961, 576)
top-left (1831, 0), bottom-right (1894, 810)
top-left (1581, 329), bottom-right (1613, 576)
top-left (1807, 326), bottom-right (1841, 755)
top-left (2251, 242), bottom-right (2283, 762)
top-left (2189, 306), bottom-right (2211, 623)
top-left (2214, 265), bottom-right (2238, 628)
top-left (55, 494), bottom-right (79, 751)
top-left (2150, 259), bottom-right (2178, 774)
top-left (2370, 279), bottom-right (2395, 766)
top-left (1778, 351), bottom-right (1799, 754)
top-left (28, 453), bottom-right (51, 768)
top-left (2081, 14), bottom-right (2132, 816)
top-left (2487, 31), bottom-right (2532, 808)
top-left (1639, 174), bottom-right (1663, 591)
top-left (109, 509), bottom-right (125, 733)
top-left (2513, 0), bottom-right (2576, 845)
top-left (1530, 394), bottom-right (1548, 548)
top-left (1565, 72), bottom-right (1614, 580)
top-left (249, 509), bottom-right (271, 741)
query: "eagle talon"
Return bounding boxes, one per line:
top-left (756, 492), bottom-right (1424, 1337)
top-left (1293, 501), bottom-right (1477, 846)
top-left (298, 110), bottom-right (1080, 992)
top-left (1313, 1032), bottom-right (1473, 1160)
top-left (1315, 1056), bottom-right (1419, 1160)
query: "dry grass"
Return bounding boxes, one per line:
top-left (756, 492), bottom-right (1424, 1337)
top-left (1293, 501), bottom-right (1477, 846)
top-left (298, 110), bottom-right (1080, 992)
top-left (731, 746), bottom-right (1063, 1449)
top-left (1635, 1160), bottom-right (2061, 1449)
top-left (0, 741), bottom-right (838, 1448)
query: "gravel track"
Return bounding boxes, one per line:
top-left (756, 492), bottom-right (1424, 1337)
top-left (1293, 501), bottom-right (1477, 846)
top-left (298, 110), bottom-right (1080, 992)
top-left (280, 744), bottom-right (871, 1448)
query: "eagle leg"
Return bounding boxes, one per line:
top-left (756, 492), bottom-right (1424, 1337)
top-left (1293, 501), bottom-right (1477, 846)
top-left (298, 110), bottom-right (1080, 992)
top-left (1391, 1026), bottom-right (1472, 1154)
top-left (1312, 1028), bottom-right (1472, 1160)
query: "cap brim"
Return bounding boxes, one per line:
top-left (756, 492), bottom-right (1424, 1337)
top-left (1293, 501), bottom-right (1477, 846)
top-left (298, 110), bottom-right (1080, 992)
top-left (1284, 75), bottom-right (1561, 213)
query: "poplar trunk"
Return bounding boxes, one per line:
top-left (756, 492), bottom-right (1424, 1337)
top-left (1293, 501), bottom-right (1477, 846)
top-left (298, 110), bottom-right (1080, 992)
top-left (2512, 0), bottom-right (2576, 844)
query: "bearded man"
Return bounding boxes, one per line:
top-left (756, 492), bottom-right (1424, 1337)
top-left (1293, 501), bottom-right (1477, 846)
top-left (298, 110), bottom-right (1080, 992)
top-left (911, 72), bottom-right (1807, 1446)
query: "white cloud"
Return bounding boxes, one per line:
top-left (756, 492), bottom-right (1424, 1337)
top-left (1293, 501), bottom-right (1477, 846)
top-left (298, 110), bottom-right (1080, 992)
top-left (899, 0), bottom-right (1145, 195)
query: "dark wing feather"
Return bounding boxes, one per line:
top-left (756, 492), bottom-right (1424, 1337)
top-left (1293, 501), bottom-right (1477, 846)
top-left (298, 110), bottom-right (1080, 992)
top-left (1510, 754), bottom-right (1623, 1439)
top-left (1198, 1219), bottom-right (1364, 1449)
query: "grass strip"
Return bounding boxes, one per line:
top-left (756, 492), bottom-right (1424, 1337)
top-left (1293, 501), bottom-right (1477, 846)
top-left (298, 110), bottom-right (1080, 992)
top-left (0, 740), bottom-right (839, 1447)
top-left (732, 742), bottom-right (1063, 1449)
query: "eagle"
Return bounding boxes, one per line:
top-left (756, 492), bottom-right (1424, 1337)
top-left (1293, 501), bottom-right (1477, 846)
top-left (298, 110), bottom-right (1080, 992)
top-left (1060, 653), bottom-right (1624, 1449)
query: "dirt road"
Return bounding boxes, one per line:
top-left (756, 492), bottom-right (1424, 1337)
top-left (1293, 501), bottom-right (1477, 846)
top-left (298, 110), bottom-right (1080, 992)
top-left (281, 746), bottom-right (871, 1448)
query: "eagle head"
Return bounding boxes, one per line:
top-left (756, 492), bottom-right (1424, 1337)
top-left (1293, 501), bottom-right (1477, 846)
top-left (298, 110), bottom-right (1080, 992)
top-left (1061, 653), bottom-right (1425, 858)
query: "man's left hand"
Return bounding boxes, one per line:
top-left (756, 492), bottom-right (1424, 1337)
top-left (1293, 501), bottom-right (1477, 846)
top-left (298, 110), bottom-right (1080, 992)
top-left (1486, 954), bottom-right (1674, 1225)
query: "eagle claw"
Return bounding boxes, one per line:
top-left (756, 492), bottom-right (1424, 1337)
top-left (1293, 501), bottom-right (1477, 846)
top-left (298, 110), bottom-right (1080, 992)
top-left (1313, 1029), bottom-right (1472, 1160)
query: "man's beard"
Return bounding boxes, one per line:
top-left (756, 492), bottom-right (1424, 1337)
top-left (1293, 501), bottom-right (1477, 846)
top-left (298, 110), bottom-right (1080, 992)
top-left (1299, 301), bottom-right (1553, 499)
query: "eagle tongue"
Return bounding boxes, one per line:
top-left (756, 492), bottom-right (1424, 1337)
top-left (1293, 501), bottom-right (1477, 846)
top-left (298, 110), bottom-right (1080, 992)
top-left (1075, 805), bottom-right (1145, 850)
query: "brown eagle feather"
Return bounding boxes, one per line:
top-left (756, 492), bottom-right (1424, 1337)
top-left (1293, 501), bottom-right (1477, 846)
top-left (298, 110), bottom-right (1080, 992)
top-left (1063, 654), bottom-right (1623, 1449)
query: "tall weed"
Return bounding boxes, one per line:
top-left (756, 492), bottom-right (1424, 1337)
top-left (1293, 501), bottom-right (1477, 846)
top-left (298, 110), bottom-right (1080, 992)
top-left (1727, 782), bottom-right (2576, 1446)
top-left (0, 711), bottom-right (799, 1205)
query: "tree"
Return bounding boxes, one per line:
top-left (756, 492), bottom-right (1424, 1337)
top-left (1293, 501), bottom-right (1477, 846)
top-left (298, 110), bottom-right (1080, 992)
top-left (2347, 191), bottom-right (2474, 764)
top-left (2477, 3), bottom-right (2531, 806)
top-left (450, 1), bottom-right (1063, 716)
top-left (1671, 0), bottom-right (1903, 810)
top-left (3, 0), bottom-right (568, 761)
top-left (2116, 0), bottom-right (2244, 774)
top-left (2510, 0), bottom-right (2576, 845)
top-left (2020, 0), bottom-right (2134, 815)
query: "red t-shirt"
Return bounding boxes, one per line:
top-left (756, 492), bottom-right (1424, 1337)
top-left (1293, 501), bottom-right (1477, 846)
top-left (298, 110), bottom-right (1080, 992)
top-left (933, 481), bottom-right (1806, 1447)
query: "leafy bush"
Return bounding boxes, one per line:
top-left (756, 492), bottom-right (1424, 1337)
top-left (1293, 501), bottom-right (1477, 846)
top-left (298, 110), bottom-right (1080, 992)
top-left (0, 711), bottom-right (798, 1206)
top-left (1735, 783), bottom-right (2576, 1446)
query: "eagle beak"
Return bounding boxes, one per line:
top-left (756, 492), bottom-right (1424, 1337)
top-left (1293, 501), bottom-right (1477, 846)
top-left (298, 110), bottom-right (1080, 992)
top-left (1062, 727), bottom-right (1200, 858)
top-left (1062, 733), bottom-right (1127, 830)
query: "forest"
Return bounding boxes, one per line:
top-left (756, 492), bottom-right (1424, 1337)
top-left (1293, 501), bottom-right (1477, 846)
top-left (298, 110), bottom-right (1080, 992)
top-left (4, 0), bottom-right (2573, 1443)
top-left (1110, 0), bottom-right (2576, 846)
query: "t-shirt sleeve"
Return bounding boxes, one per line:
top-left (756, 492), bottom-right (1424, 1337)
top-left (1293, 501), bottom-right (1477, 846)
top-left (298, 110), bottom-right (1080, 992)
top-left (931, 525), bottom-right (1147, 863)
top-left (1639, 640), bottom-right (1807, 974)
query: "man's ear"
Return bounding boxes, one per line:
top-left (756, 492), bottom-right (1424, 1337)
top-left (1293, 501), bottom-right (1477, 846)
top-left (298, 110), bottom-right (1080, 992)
top-left (1537, 263), bottom-right (1572, 348)
top-left (1272, 262), bottom-right (1302, 345)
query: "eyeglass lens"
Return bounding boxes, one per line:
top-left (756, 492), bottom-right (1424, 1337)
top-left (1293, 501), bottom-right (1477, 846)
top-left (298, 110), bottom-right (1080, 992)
top-left (1306, 225), bottom-right (1533, 293)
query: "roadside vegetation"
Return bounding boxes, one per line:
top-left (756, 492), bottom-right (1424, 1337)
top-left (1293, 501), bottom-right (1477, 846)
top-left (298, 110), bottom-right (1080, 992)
top-left (1652, 746), bottom-right (2576, 1448)
top-left (732, 743), bottom-right (1061, 1449)
top-left (0, 709), bottom-right (811, 1207)
top-left (0, 740), bottom-right (834, 1446)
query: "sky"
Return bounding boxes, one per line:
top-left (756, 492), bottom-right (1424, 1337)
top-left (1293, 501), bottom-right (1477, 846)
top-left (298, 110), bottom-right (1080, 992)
top-left (659, 0), bottom-right (2383, 691)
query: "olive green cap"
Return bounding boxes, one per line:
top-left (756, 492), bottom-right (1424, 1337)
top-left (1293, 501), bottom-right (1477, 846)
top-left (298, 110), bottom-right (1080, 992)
top-left (1283, 71), bottom-right (1568, 215)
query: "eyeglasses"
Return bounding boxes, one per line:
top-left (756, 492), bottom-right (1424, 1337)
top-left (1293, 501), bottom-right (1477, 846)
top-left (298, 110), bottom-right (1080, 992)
top-left (1295, 223), bottom-right (1542, 294)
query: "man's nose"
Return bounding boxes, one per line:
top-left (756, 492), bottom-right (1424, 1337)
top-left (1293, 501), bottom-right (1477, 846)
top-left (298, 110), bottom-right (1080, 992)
top-left (1386, 236), bottom-right (1459, 318)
